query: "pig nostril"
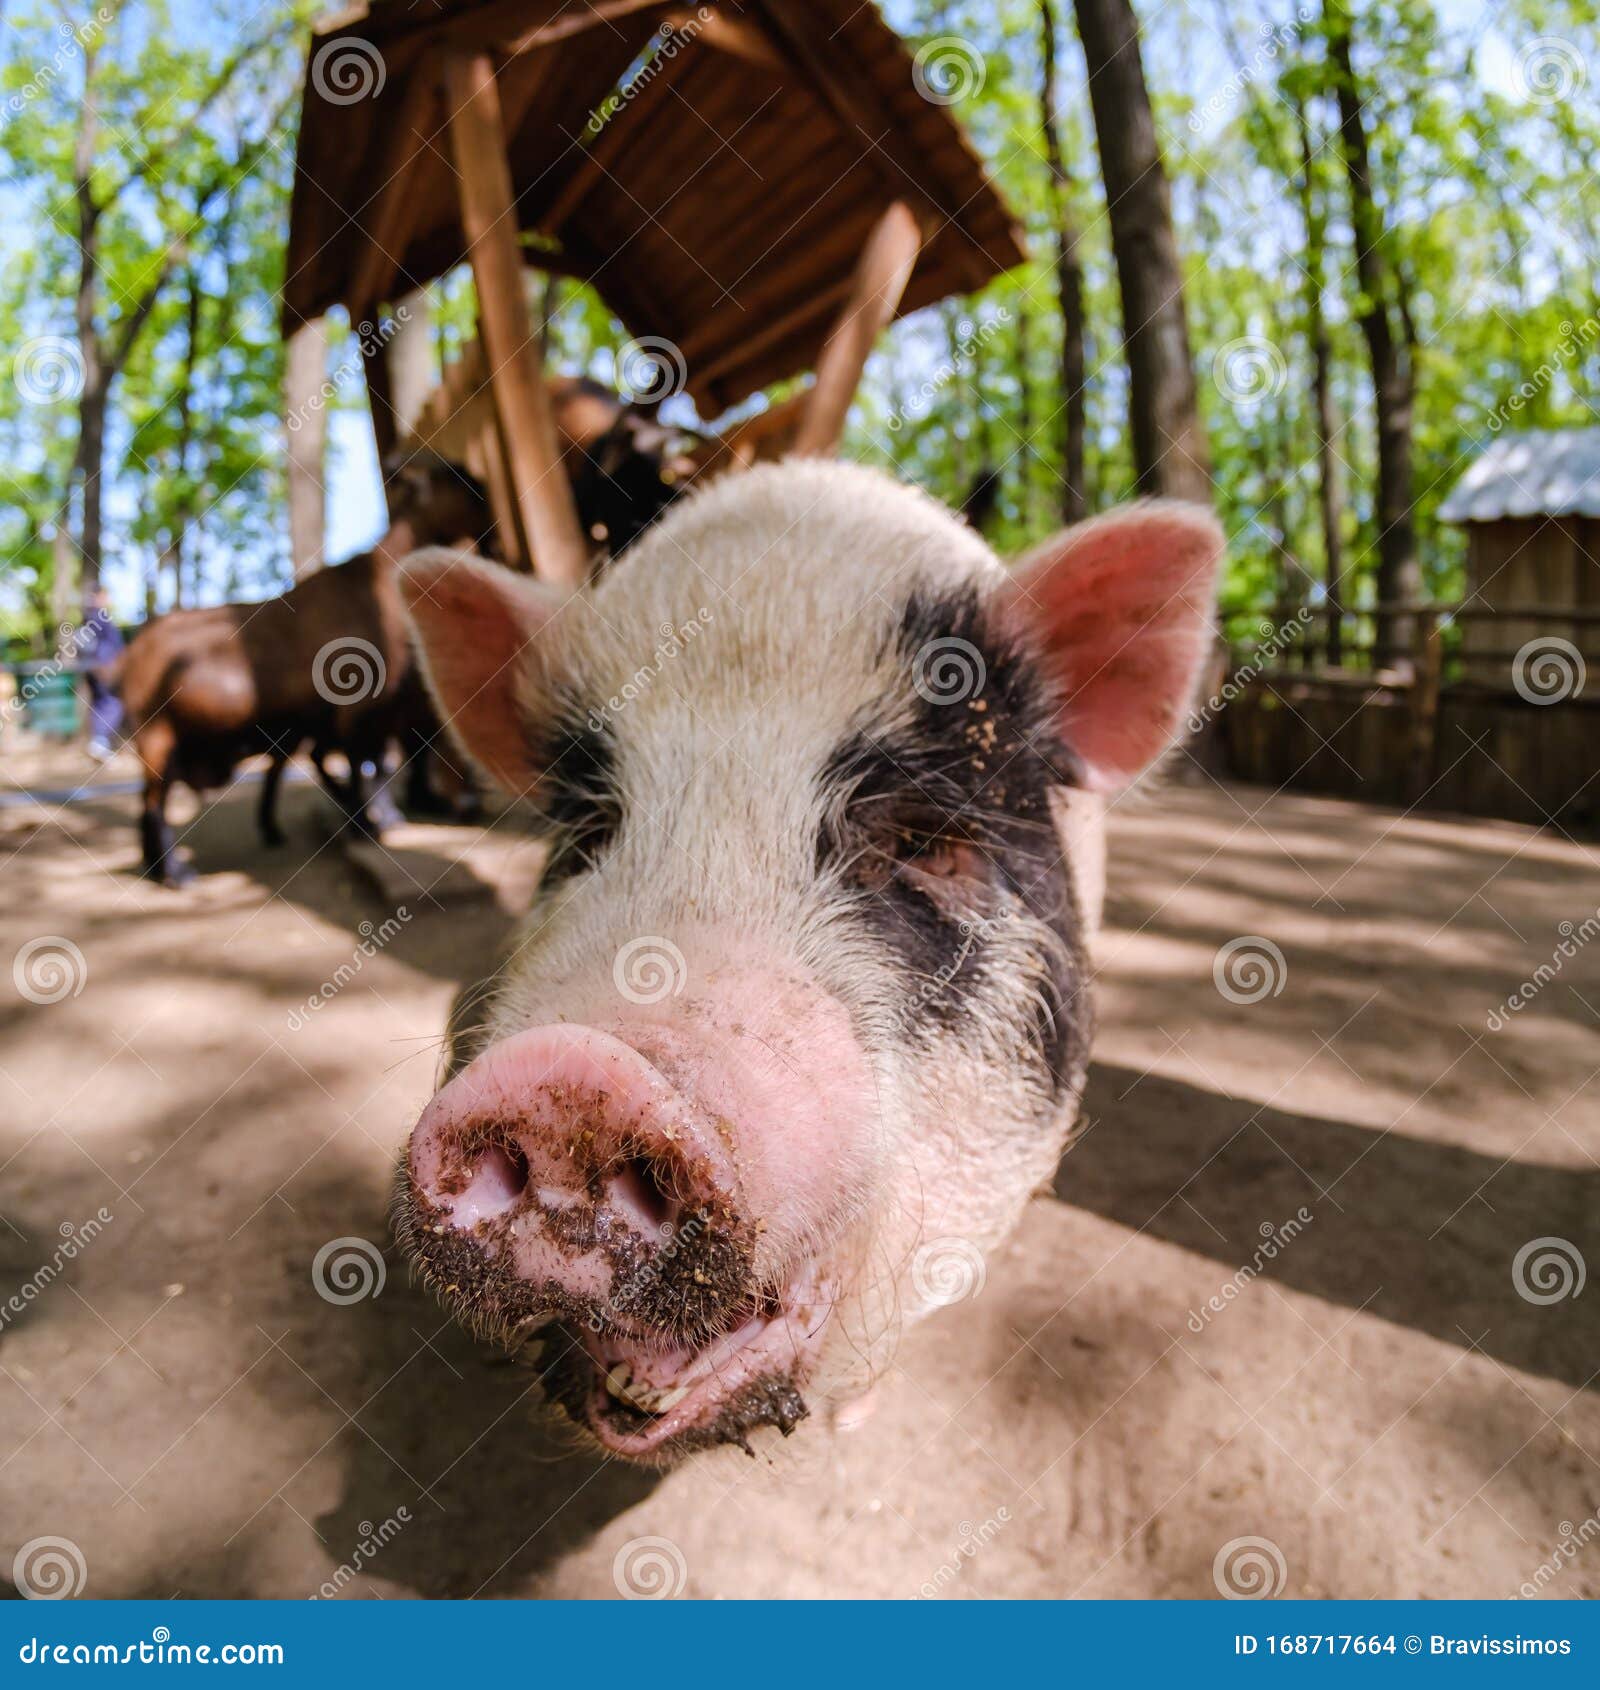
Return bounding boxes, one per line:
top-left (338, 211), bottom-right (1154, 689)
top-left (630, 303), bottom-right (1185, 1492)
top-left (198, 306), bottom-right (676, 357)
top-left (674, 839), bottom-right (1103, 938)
top-left (445, 1139), bottom-right (530, 1224)
top-left (605, 1155), bottom-right (679, 1236)
top-left (490, 1141), bottom-right (531, 1196)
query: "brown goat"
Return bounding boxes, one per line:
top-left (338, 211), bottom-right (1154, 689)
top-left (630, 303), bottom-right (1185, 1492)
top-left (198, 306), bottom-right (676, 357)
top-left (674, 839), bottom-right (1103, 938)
top-left (118, 456), bottom-right (496, 886)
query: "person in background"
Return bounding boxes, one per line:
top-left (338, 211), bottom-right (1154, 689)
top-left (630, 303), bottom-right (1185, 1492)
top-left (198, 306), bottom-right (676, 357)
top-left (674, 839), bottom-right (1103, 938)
top-left (79, 585), bottom-right (125, 762)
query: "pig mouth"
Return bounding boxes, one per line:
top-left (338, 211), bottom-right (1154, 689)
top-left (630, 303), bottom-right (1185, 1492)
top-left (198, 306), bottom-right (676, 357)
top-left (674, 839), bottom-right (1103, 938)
top-left (395, 1014), bottom-right (843, 1463)
top-left (536, 1267), bottom-right (829, 1460)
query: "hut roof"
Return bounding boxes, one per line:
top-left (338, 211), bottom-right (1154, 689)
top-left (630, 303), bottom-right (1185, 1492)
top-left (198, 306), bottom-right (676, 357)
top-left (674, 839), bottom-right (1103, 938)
top-left (1438, 428), bottom-right (1600, 523)
top-left (283, 0), bottom-right (1025, 414)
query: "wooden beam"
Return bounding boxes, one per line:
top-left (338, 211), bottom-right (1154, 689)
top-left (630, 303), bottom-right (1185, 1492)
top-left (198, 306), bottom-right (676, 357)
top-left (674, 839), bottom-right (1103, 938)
top-left (387, 287), bottom-right (439, 439)
top-left (535, 34), bottom-right (699, 236)
top-left (750, 0), bottom-right (980, 270)
top-left (346, 69), bottom-right (442, 320)
top-left (663, 6), bottom-right (784, 71)
top-left (793, 199), bottom-right (920, 456)
top-left (285, 316), bottom-right (329, 577)
top-left (360, 327), bottom-right (398, 476)
top-left (501, 0), bottom-right (676, 56)
top-left (444, 49), bottom-right (588, 587)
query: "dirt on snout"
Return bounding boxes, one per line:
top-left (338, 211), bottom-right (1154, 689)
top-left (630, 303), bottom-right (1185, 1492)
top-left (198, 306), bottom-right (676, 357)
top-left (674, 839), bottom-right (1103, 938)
top-left (0, 747), bottom-right (1596, 1599)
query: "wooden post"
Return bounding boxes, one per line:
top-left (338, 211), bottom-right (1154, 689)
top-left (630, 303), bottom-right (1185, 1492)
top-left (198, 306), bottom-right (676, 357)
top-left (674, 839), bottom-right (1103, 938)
top-left (793, 200), bottom-right (921, 457)
top-left (1406, 605), bottom-right (1443, 800)
top-left (285, 316), bottom-right (328, 578)
top-left (388, 288), bottom-right (438, 441)
top-left (444, 50), bottom-right (587, 587)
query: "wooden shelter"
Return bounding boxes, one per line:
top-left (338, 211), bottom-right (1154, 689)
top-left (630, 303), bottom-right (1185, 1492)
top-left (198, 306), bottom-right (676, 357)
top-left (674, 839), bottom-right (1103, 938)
top-left (1436, 428), bottom-right (1600, 680)
top-left (282, 0), bottom-right (1024, 581)
top-left (1213, 430), bottom-right (1600, 828)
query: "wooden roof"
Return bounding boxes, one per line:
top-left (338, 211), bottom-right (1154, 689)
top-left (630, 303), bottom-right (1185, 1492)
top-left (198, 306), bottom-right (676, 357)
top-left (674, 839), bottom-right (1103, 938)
top-left (283, 0), bottom-right (1025, 413)
top-left (1438, 429), bottom-right (1600, 524)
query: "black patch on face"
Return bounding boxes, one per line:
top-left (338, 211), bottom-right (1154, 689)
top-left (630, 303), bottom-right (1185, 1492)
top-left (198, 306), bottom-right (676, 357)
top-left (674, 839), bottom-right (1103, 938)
top-left (818, 587), bottom-right (1090, 1094)
top-left (530, 696), bottom-right (622, 882)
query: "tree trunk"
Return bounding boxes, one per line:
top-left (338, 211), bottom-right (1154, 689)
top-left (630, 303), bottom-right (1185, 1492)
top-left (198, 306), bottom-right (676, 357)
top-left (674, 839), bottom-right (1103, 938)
top-left (285, 316), bottom-right (329, 578)
top-left (1325, 0), bottom-right (1419, 667)
top-left (1015, 296), bottom-right (1034, 529)
top-left (1073, 0), bottom-right (1210, 505)
top-left (68, 27), bottom-right (107, 601)
top-left (1294, 99), bottom-right (1346, 667)
top-left (1039, 0), bottom-right (1088, 523)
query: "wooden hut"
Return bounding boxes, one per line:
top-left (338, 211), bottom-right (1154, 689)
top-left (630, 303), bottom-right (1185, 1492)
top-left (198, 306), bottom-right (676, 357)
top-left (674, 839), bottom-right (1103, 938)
top-left (281, 0), bottom-right (1024, 581)
top-left (1437, 428), bottom-right (1600, 681)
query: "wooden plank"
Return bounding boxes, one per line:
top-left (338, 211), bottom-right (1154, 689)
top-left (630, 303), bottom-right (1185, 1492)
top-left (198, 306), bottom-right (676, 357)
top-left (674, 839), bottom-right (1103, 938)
top-left (360, 328), bottom-right (398, 477)
top-left (285, 317), bottom-right (329, 578)
top-left (793, 199), bottom-right (921, 456)
top-left (665, 6), bottom-right (784, 71)
top-left (749, 0), bottom-right (986, 279)
top-left (1406, 609), bottom-right (1444, 801)
top-left (536, 40), bottom-right (701, 236)
top-left (346, 70), bottom-right (443, 319)
top-left (444, 49), bottom-right (588, 587)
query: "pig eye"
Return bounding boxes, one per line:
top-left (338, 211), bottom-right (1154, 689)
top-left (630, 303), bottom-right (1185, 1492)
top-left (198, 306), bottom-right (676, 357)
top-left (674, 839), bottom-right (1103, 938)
top-left (907, 836), bottom-right (990, 883)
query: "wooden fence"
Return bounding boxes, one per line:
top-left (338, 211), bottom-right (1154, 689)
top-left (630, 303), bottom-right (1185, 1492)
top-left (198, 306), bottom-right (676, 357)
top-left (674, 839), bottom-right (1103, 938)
top-left (1213, 602), bottom-right (1599, 828)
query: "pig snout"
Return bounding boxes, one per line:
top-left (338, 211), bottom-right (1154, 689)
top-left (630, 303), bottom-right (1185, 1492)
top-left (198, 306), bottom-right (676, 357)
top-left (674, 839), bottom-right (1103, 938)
top-left (406, 1023), bottom-right (750, 1335)
top-left (399, 984), bottom-right (874, 1460)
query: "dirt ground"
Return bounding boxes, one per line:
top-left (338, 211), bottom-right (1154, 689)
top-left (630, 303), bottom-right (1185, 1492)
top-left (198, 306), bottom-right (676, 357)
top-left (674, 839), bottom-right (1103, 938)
top-left (1, 740), bottom-right (1596, 1601)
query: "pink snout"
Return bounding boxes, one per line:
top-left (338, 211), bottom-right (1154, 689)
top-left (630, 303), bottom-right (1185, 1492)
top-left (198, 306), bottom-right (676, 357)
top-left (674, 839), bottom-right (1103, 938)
top-left (398, 975), bottom-right (877, 1457)
top-left (405, 1024), bottom-right (751, 1333)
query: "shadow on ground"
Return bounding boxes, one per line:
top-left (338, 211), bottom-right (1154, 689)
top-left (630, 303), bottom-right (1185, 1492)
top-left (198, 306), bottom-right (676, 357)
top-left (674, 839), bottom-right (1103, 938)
top-left (1059, 1063), bottom-right (1600, 1392)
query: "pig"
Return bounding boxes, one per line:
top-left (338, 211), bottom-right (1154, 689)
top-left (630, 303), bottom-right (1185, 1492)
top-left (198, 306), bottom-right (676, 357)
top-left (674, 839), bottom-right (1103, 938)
top-left (392, 460), bottom-right (1221, 1465)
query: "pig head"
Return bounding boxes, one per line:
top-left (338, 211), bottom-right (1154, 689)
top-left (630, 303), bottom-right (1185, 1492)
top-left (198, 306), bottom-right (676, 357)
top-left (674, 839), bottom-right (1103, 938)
top-left (394, 461), bottom-right (1221, 1465)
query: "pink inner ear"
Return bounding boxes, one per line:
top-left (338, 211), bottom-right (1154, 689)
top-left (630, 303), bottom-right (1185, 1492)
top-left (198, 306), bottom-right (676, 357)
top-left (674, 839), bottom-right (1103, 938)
top-left (1007, 502), bottom-right (1223, 793)
top-left (398, 548), bottom-right (561, 798)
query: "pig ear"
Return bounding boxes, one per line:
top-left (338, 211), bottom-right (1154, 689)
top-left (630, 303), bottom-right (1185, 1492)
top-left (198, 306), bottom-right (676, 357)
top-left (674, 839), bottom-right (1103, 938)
top-left (1006, 502), bottom-right (1222, 793)
top-left (399, 547), bottom-right (564, 798)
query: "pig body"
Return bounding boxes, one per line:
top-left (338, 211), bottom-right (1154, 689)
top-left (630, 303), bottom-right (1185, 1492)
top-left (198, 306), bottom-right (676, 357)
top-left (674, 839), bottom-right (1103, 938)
top-left (395, 461), bottom-right (1219, 1465)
